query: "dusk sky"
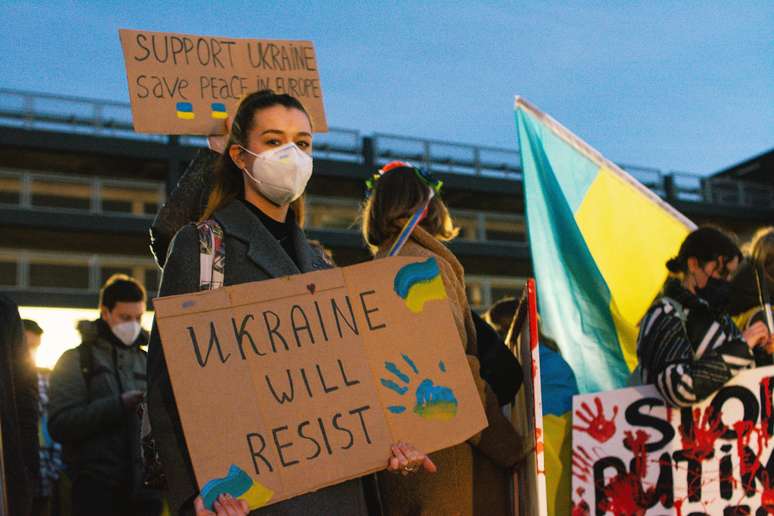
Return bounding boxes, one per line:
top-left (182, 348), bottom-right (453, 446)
top-left (1, 1), bottom-right (771, 175)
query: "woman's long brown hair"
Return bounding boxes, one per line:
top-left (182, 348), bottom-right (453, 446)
top-left (200, 89), bottom-right (311, 225)
top-left (360, 166), bottom-right (458, 254)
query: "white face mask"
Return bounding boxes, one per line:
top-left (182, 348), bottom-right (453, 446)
top-left (111, 321), bottom-right (142, 347)
top-left (239, 143), bottom-right (313, 205)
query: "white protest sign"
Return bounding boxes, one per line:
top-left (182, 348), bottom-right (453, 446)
top-left (572, 366), bottom-right (774, 514)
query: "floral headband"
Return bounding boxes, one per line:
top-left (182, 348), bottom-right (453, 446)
top-left (365, 160), bottom-right (443, 198)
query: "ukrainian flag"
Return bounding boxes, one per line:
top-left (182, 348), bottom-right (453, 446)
top-left (515, 97), bottom-right (694, 394)
top-left (176, 102), bottom-right (195, 120)
top-left (211, 102), bottom-right (228, 119)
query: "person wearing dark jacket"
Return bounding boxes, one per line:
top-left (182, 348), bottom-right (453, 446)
top-left (637, 227), bottom-right (772, 407)
top-left (150, 148), bottom-right (219, 269)
top-left (729, 226), bottom-right (774, 336)
top-left (48, 275), bottom-right (161, 515)
top-left (361, 161), bottom-right (524, 516)
top-left (0, 294), bottom-right (39, 516)
top-left (148, 90), bottom-right (432, 516)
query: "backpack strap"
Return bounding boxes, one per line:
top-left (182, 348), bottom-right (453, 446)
top-left (196, 220), bottom-right (225, 291)
top-left (661, 296), bottom-right (688, 336)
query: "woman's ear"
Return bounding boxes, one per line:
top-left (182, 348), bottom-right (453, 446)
top-left (229, 144), bottom-right (245, 171)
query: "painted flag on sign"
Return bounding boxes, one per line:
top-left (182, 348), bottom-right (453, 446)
top-left (515, 97), bottom-right (695, 394)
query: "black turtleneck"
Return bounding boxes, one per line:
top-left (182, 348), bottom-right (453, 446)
top-left (240, 199), bottom-right (299, 267)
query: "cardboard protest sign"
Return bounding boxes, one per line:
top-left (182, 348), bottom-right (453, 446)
top-left (572, 366), bottom-right (774, 514)
top-left (119, 29), bottom-right (327, 134)
top-left (509, 279), bottom-right (548, 516)
top-left (153, 256), bottom-right (487, 510)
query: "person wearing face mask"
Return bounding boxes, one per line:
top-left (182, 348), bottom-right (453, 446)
top-left (48, 274), bottom-right (162, 516)
top-left (637, 227), bottom-right (773, 408)
top-left (147, 90), bottom-right (434, 516)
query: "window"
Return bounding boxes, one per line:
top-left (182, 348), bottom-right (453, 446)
top-left (466, 276), bottom-right (527, 311)
top-left (101, 184), bottom-right (163, 215)
top-left (0, 175), bottom-right (21, 205)
top-left (466, 281), bottom-right (484, 309)
top-left (29, 263), bottom-right (89, 289)
top-left (307, 200), bottom-right (359, 230)
top-left (0, 261), bottom-right (16, 286)
top-left (454, 214), bottom-right (478, 241)
top-left (100, 267), bottom-right (133, 286)
top-left (484, 217), bottom-right (525, 242)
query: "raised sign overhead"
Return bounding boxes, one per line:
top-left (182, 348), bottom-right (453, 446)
top-left (119, 29), bottom-right (327, 134)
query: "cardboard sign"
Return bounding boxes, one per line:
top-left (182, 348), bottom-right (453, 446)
top-left (119, 29), bottom-right (327, 134)
top-left (153, 257), bottom-right (487, 509)
top-left (509, 279), bottom-right (548, 516)
top-left (572, 366), bottom-right (774, 514)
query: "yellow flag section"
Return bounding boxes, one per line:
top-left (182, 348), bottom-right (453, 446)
top-left (542, 412), bottom-right (572, 516)
top-left (575, 166), bottom-right (693, 370)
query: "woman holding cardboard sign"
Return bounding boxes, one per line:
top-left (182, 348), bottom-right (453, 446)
top-left (148, 90), bottom-right (433, 515)
top-left (360, 162), bottom-right (525, 516)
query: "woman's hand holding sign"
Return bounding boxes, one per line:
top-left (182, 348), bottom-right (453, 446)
top-left (207, 117), bottom-right (233, 155)
top-left (386, 441), bottom-right (437, 476)
top-left (195, 494), bottom-right (248, 516)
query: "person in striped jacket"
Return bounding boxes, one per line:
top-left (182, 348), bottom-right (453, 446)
top-left (638, 227), bottom-right (773, 407)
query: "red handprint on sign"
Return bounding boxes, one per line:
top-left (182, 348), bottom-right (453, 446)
top-left (573, 397), bottom-right (618, 443)
top-left (678, 406), bottom-right (724, 462)
top-left (571, 445), bottom-right (595, 482)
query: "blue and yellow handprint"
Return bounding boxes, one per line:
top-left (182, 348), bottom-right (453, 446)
top-left (381, 355), bottom-right (458, 421)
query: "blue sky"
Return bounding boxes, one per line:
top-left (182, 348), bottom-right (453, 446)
top-left (1, 1), bottom-right (771, 174)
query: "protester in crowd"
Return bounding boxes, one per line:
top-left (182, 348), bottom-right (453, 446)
top-left (637, 227), bottom-right (773, 407)
top-left (48, 274), bottom-right (161, 516)
top-left (0, 295), bottom-right (39, 516)
top-left (23, 319), bottom-right (64, 516)
top-left (729, 226), bottom-right (774, 337)
top-left (361, 161), bottom-right (523, 515)
top-left (148, 90), bottom-right (432, 516)
top-left (470, 302), bottom-right (522, 407)
top-left (483, 297), bottom-right (579, 416)
top-left (483, 296), bottom-right (579, 515)
top-left (308, 238), bottom-right (335, 266)
top-left (482, 296), bottom-right (518, 341)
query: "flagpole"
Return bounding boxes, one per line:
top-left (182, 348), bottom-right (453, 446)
top-left (514, 96), bottom-right (696, 230)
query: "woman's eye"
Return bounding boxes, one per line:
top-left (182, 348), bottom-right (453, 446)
top-left (296, 140), bottom-right (311, 150)
top-left (265, 139), bottom-right (281, 146)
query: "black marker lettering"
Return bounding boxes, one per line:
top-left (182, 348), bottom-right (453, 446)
top-left (265, 370), bottom-right (295, 404)
top-left (246, 433), bottom-right (273, 474)
top-left (263, 310), bottom-right (289, 352)
top-left (359, 290), bottom-right (386, 331)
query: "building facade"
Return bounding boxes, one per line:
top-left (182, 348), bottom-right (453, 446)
top-left (1, 89), bottom-right (772, 364)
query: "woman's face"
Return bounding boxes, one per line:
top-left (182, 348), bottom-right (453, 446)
top-left (233, 105), bottom-right (312, 170)
top-left (690, 255), bottom-right (739, 289)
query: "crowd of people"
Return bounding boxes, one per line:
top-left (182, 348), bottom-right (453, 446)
top-left (1, 89), bottom-right (772, 516)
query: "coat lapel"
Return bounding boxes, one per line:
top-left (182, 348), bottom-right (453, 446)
top-left (214, 201), bottom-right (300, 278)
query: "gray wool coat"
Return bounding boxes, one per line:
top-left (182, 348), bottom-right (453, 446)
top-left (147, 199), bottom-right (370, 515)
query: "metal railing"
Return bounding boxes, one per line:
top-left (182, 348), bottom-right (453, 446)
top-left (0, 247), bottom-right (158, 294)
top-left (304, 196), bottom-right (526, 242)
top-left (372, 133), bottom-right (521, 179)
top-left (0, 88), bottom-right (362, 160)
top-left (1, 88), bottom-right (772, 209)
top-left (0, 167), bottom-right (164, 217)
